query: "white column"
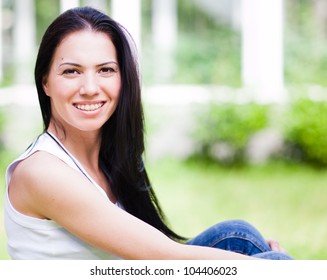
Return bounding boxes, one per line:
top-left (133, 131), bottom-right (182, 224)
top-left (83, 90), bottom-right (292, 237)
top-left (60, 0), bottom-right (80, 13)
top-left (241, 0), bottom-right (284, 103)
top-left (152, 0), bottom-right (177, 83)
top-left (13, 0), bottom-right (36, 84)
top-left (111, 0), bottom-right (141, 53)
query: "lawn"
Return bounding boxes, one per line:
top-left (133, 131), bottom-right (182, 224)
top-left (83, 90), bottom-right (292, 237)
top-left (0, 195), bottom-right (8, 259)
top-left (0, 151), bottom-right (11, 259)
top-left (147, 158), bottom-right (327, 260)
top-left (1, 157), bottom-right (326, 260)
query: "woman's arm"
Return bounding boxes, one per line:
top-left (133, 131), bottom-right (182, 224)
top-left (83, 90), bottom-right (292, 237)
top-left (9, 151), bottom-right (255, 260)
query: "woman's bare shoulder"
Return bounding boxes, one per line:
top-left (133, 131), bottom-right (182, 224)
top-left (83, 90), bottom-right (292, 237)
top-left (14, 150), bottom-right (65, 176)
top-left (9, 150), bottom-right (89, 219)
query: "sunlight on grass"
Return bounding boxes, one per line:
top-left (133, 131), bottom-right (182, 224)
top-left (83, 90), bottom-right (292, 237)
top-left (0, 206), bottom-right (9, 259)
top-left (0, 150), bottom-right (13, 260)
top-left (147, 158), bottom-right (327, 260)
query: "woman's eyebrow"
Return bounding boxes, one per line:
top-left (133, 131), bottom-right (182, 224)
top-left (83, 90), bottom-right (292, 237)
top-left (58, 61), bottom-right (118, 67)
top-left (97, 61), bottom-right (118, 67)
top-left (58, 62), bottom-right (81, 68)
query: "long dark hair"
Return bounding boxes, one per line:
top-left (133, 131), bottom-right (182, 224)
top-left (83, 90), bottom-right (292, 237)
top-left (34, 6), bottom-right (184, 241)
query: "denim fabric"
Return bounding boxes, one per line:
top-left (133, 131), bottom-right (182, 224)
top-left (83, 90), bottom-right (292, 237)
top-left (186, 220), bottom-right (293, 260)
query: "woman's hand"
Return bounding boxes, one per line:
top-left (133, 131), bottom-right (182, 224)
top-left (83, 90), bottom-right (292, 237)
top-left (267, 239), bottom-right (288, 253)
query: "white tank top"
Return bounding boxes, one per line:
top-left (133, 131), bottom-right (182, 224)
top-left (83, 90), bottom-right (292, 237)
top-left (4, 132), bottom-right (118, 259)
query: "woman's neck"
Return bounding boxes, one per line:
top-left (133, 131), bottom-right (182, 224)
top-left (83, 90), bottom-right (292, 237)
top-left (47, 121), bottom-right (102, 172)
top-left (47, 121), bottom-right (116, 202)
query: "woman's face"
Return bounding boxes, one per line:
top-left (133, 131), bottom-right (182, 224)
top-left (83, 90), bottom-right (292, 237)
top-left (43, 30), bottom-right (121, 134)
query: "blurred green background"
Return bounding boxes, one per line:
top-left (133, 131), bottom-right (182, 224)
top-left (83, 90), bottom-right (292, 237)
top-left (1, 0), bottom-right (327, 260)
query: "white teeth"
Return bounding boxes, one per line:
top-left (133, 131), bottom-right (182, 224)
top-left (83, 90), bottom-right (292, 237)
top-left (74, 102), bottom-right (104, 111)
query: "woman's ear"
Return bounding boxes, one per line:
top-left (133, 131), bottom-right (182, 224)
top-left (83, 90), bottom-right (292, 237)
top-left (42, 76), bottom-right (50, 96)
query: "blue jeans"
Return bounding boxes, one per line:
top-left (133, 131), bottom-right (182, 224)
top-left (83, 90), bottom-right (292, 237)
top-left (186, 220), bottom-right (293, 260)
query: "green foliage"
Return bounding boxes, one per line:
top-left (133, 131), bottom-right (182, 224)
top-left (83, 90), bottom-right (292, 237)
top-left (174, 30), bottom-right (241, 86)
top-left (194, 102), bottom-right (269, 165)
top-left (141, 0), bottom-right (241, 86)
top-left (284, 31), bottom-right (327, 86)
top-left (284, 0), bottom-right (327, 86)
top-left (284, 98), bottom-right (327, 166)
top-left (35, 0), bottom-right (60, 43)
top-left (142, 0), bottom-right (327, 86)
top-left (174, 0), bottom-right (241, 86)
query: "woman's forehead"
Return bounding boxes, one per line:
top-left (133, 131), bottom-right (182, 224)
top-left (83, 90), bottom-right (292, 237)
top-left (53, 30), bottom-right (118, 65)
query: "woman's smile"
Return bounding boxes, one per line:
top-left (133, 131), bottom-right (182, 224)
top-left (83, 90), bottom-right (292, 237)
top-left (73, 101), bottom-right (106, 112)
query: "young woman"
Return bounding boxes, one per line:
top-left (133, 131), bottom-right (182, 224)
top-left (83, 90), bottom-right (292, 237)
top-left (4, 6), bottom-right (292, 260)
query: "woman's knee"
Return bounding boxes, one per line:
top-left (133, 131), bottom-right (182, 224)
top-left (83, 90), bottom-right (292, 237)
top-left (212, 219), bottom-right (263, 238)
top-left (209, 219), bottom-right (271, 253)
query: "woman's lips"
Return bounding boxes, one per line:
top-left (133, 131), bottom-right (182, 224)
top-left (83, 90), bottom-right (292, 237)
top-left (73, 102), bottom-right (105, 112)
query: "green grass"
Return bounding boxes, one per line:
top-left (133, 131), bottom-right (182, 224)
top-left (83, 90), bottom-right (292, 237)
top-left (0, 195), bottom-right (9, 259)
top-left (1, 151), bottom-right (11, 259)
top-left (1, 155), bottom-right (326, 260)
top-left (147, 158), bottom-right (327, 260)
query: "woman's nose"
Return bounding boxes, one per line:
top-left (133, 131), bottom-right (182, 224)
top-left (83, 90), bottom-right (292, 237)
top-left (79, 74), bottom-right (99, 96)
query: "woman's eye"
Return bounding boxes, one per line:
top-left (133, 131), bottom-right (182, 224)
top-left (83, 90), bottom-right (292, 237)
top-left (62, 69), bottom-right (79, 75)
top-left (99, 66), bottom-right (118, 76)
top-left (100, 67), bottom-right (114, 74)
